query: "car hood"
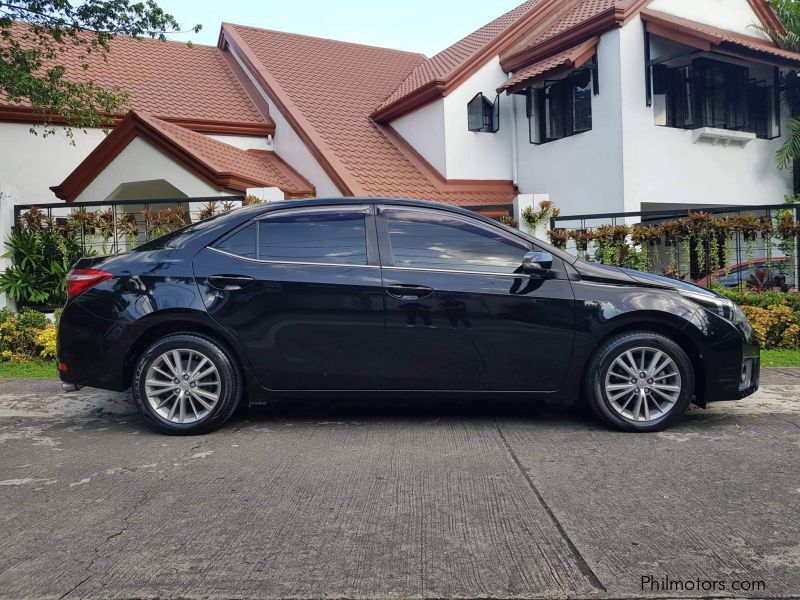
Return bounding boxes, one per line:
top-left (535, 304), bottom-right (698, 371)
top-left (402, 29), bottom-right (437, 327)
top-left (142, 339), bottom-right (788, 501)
top-left (574, 260), bottom-right (720, 299)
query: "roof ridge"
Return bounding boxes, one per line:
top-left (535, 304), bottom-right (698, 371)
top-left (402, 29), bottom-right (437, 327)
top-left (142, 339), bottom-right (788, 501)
top-left (223, 22), bottom-right (427, 58)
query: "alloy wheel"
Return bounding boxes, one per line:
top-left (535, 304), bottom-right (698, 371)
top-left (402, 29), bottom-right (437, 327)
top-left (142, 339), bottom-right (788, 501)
top-left (144, 349), bottom-right (221, 424)
top-left (604, 346), bottom-right (682, 422)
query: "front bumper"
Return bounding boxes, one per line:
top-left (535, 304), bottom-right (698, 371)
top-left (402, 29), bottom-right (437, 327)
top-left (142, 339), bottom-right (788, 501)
top-left (702, 323), bottom-right (760, 403)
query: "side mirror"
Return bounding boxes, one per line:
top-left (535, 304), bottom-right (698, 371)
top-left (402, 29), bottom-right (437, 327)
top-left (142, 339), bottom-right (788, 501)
top-left (522, 251), bottom-right (554, 276)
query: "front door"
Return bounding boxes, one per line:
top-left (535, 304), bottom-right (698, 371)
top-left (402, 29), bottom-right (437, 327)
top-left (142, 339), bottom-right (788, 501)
top-left (376, 205), bottom-right (575, 392)
top-left (194, 205), bottom-right (384, 390)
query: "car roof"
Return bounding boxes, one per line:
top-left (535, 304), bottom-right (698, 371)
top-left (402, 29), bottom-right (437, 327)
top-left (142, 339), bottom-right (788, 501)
top-left (252, 196), bottom-right (488, 218)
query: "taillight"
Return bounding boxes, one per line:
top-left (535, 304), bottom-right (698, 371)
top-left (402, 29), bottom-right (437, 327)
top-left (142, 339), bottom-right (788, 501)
top-left (66, 268), bottom-right (113, 300)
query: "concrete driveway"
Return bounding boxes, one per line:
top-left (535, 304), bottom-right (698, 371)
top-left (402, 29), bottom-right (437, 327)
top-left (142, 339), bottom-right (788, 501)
top-left (1, 370), bottom-right (799, 600)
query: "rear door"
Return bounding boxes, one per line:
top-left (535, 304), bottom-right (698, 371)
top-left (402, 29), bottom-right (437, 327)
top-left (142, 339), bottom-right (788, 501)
top-left (376, 205), bottom-right (575, 392)
top-left (193, 205), bottom-right (384, 390)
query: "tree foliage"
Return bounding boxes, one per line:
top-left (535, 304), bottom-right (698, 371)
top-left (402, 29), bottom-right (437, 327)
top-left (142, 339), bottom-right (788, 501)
top-left (0, 1), bottom-right (200, 140)
top-left (759, 1), bottom-right (800, 168)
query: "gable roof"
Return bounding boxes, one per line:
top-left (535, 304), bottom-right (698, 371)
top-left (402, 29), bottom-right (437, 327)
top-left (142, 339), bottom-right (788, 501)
top-left (0, 24), bottom-right (273, 136)
top-left (371, 0), bottom-right (565, 122)
top-left (51, 112), bottom-right (313, 201)
top-left (220, 24), bottom-right (517, 207)
top-left (641, 8), bottom-right (800, 68)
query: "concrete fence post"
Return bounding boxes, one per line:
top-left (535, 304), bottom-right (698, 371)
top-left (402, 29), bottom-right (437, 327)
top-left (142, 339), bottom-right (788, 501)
top-left (0, 184), bottom-right (23, 310)
top-left (514, 193), bottom-right (551, 241)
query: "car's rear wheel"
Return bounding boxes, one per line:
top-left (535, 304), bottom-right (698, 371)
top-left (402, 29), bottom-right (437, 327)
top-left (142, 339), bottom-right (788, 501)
top-left (584, 331), bottom-right (694, 432)
top-left (132, 334), bottom-right (242, 435)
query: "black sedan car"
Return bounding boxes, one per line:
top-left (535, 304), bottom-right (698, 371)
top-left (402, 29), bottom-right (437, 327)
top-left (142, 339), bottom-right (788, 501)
top-left (58, 198), bottom-right (759, 434)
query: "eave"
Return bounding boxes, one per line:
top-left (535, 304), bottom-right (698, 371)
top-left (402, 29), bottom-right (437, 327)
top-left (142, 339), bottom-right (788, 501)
top-left (0, 104), bottom-right (275, 137)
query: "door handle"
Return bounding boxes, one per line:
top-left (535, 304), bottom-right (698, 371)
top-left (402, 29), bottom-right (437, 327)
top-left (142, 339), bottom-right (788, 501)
top-left (207, 275), bottom-right (255, 291)
top-left (385, 284), bottom-right (434, 299)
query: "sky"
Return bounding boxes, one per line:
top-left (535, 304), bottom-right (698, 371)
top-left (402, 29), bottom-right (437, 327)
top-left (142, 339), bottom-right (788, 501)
top-left (155, 0), bottom-right (526, 56)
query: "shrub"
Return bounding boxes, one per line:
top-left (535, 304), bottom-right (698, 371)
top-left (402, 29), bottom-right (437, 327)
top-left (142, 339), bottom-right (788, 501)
top-left (34, 326), bottom-right (57, 360)
top-left (0, 308), bottom-right (56, 362)
top-left (740, 304), bottom-right (800, 349)
top-left (718, 289), bottom-right (800, 348)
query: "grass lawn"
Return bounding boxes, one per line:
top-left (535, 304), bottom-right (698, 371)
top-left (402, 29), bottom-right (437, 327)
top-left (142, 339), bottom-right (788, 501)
top-left (0, 359), bottom-right (57, 379)
top-left (760, 349), bottom-right (800, 368)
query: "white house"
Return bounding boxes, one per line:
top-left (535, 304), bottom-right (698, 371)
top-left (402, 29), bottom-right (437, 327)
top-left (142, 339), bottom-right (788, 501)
top-left (1, 0), bottom-right (798, 230)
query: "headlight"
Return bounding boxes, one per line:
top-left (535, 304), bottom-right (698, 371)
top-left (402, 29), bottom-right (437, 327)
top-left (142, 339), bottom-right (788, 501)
top-left (678, 289), bottom-right (749, 326)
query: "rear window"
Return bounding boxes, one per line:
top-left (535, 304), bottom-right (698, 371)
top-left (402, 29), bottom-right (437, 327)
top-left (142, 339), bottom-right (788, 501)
top-left (258, 210), bottom-right (367, 265)
top-left (215, 224), bottom-right (256, 259)
top-left (211, 208), bottom-right (369, 265)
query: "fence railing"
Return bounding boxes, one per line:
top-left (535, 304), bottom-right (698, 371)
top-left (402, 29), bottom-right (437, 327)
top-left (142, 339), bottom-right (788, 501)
top-left (13, 195), bottom-right (247, 256)
top-left (549, 202), bottom-right (800, 290)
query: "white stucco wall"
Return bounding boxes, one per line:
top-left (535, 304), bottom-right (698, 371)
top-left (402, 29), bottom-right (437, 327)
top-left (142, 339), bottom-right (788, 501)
top-left (391, 98), bottom-right (447, 176)
top-left (75, 137), bottom-right (225, 202)
top-left (0, 122), bottom-right (107, 205)
top-left (207, 133), bottom-right (273, 151)
top-left (443, 57), bottom-right (514, 180)
top-left (227, 45), bottom-right (340, 197)
top-left (618, 15), bottom-right (791, 210)
top-left (647, 0), bottom-right (769, 38)
top-left (514, 30), bottom-right (626, 216)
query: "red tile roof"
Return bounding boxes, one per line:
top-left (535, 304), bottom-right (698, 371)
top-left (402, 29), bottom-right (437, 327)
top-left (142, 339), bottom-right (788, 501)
top-left (374, 0), bottom-right (547, 117)
top-left (144, 115), bottom-right (314, 196)
top-left (222, 24), bottom-right (516, 207)
top-left (52, 112), bottom-right (313, 201)
top-left (641, 8), bottom-right (800, 67)
top-left (498, 37), bottom-right (600, 94)
top-left (1, 24), bottom-right (272, 135)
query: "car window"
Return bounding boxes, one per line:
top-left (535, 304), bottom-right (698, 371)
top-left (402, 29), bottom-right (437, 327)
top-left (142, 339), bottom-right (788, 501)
top-left (257, 208), bottom-right (368, 265)
top-left (215, 223), bottom-right (256, 258)
top-left (382, 207), bottom-right (531, 274)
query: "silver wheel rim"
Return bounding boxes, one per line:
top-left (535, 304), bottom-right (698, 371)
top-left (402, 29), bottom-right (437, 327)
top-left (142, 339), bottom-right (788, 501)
top-left (145, 349), bottom-right (221, 424)
top-left (604, 346), bottom-right (682, 423)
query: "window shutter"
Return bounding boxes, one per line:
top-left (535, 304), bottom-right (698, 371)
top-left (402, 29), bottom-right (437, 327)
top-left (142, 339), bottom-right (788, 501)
top-left (525, 88), bottom-right (533, 119)
top-left (491, 95), bottom-right (500, 133)
top-left (468, 93), bottom-right (485, 131)
top-left (573, 69), bottom-right (592, 133)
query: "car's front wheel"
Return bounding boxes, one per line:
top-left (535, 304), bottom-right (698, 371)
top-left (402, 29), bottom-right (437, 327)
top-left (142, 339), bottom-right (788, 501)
top-left (132, 334), bottom-right (242, 435)
top-left (584, 331), bottom-right (694, 432)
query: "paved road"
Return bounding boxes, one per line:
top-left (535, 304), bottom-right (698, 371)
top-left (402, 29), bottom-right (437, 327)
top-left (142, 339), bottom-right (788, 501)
top-left (1, 371), bottom-right (799, 600)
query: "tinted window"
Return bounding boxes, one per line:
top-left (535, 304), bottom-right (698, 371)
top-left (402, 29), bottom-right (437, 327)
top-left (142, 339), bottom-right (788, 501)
top-left (258, 210), bottom-right (367, 265)
top-left (215, 223), bottom-right (256, 258)
top-left (384, 208), bottom-right (530, 273)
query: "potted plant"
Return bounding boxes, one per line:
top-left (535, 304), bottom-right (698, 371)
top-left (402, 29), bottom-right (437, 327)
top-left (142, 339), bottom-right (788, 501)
top-left (548, 228), bottom-right (569, 250)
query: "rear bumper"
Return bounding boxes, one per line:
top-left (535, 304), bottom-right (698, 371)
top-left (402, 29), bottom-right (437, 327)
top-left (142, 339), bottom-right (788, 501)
top-left (57, 302), bottom-right (140, 392)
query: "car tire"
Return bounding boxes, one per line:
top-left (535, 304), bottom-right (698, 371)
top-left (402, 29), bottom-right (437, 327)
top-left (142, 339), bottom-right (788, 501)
top-left (583, 331), bottom-right (694, 432)
top-left (132, 334), bottom-right (242, 435)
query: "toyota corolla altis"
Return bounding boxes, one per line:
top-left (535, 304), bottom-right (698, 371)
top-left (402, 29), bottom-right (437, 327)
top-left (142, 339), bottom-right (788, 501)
top-left (58, 198), bottom-right (759, 434)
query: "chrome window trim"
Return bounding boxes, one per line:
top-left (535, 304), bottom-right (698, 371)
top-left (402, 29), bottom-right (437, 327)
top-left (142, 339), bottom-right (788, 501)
top-left (258, 204), bottom-right (372, 221)
top-left (382, 265), bottom-right (531, 279)
top-left (208, 248), bottom-right (533, 277)
top-left (208, 246), bottom-right (380, 269)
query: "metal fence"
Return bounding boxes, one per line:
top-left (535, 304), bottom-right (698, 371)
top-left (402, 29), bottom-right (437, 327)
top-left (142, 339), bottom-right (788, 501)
top-left (13, 195), bottom-right (246, 256)
top-left (549, 202), bottom-right (800, 290)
